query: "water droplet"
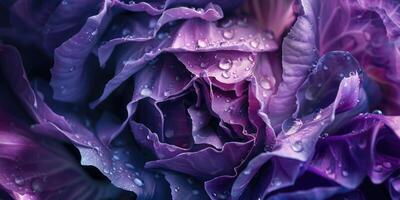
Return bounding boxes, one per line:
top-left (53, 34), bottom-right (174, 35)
top-left (265, 32), bottom-right (274, 39)
top-left (68, 66), bottom-right (75, 72)
top-left (248, 55), bottom-right (254, 62)
top-left (323, 65), bottom-right (329, 70)
top-left (31, 179), bottom-right (43, 193)
top-left (250, 40), bottom-right (259, 48)
top-left (222, 29), bottom-right (234, 40)
top-left (199, 71), bottom-right (207, 77)
top-left (372, 110), bottom-right (383, 115)
top-left (125, 163), bottom-right (135, 169)
top-left (305, 87), bottom-right (315, 100)
top-left (364, 32), bottom-right (371, 40)
top-left (291, 140), bottom-right (304, 152)
top-left (219, 19), bottom-right (233, 28)
top-left (320, 132), bottom-right (329, 139)
top-left (122, 28), bottom-right (130, 36)
top-left (358, 138), bottom-right (367, 149)
top-left (156, 32), bottom-right (167, 40)
top-left (341, 170), bottom-right (349, 177)
top-left (91, 30), bottom-right (97, 36)
top-left (196, 7), bottom-right (204, 12)
top-left (245, 67), bottom-right (250, 71)
top-left (165, 129), bottom-right (174, 138)
top-left (146, 135), bottom-right (151, 140)
top-left (200, 62), bottom-right (207, 68)
top-left (374, 164), bottom-right (383, 172)
top-left (325, 168), bottom-right (333, 175)
top-left (163, 90), bottom-right (171, 96)
top-left (314, 110), bottom-right (322, 120)
top-left (174, 187), bottom-right (180, 192)
top-left (270, 178), bottom-right (282, 187)
top-left (383, 162), bottom-right (392, 169)
top-left (140, 88), bottom-right (152, 96)
top-left (260, 79), bottom-right (272, 90)
top-left (264, 145), bottom-right (273, 152)
top-left (148, 19), bottom-right (157, 29)
top-left (217, 193), bottom-right (228, 199)
top-left (218, 59), bottom-right (232, 70)
top-left (282, 118), bottom-right (303, 136)
top-left (61, 0), bottom-right (68, 5)
top-left (192, 190), bottom-right (200, 195)
top-left (197, 39), bottom-right (207, 48)
top-left (325, 167), bottom-right (337, 179)
top-left (221, 71), bottom-right (230, 79)
top-left (237, 17), bottom-right (248, 26)
top-left (14, 177), bottom-right (24, 185)
top-left (112, 155), bottom-right (120, 160)
top-left (133, 178), bottom-right (144, 187)
top-left (243, 169), bottom-right (251, 175)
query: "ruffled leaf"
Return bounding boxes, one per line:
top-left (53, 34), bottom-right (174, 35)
top-left (231, 74), bottom-right (362, 199)
top-left (0, 44), bottom-right (171, 199)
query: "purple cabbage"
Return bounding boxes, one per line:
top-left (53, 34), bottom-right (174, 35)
top-left (1, 0), bottom-right (400, 199)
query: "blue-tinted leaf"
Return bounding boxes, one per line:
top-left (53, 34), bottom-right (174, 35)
top-left (231, 74), bottom-right (362, 199)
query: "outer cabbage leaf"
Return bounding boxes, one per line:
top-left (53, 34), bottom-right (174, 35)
top-left (295, 51), bottom-right (362, 117)
top-left (0, 113), bottom-right (124, 200)
top-left (43, 0), bottom-right (102, 50)
top-left (0, 44), bottom-right (171, 200)
top-left (145, 140), bottom-right (254, 180)
top-left (10, 0), bottom-right (61, 39)
top-left (269, 0), bottom-right (400, 128)
top-left (50, 0), bottom-right (111, 102)
top-left (309, 0), bottom-right (399, 114)
top-left (231, 73), bottom-right (362, 200)
top-left (266, 0), bottom-right (318, 129)
top-left (91, 16), bottom-right (276, 107)
top-left (97, 2), bottom-right (224, 65)
top-left (309, 114), bottom-right (400, 189)
top-left (53, 1), bottom-right (223, 104)
top-left (130, 55), bottom-right (194, 102)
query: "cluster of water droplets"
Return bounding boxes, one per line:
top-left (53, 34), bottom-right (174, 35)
top-left (323, 161), bottom-right (352, 180)
top-left (10, 176), bottom-right (45, 195)
top-left (216, 54), bottom-right (255, 81)
top-left (373, 161), bottom-right (393, 173)
top-left (192, 16), bottom-right (274, 53)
